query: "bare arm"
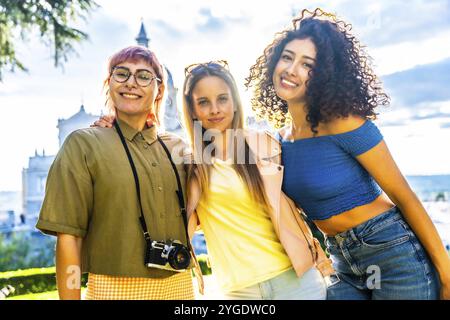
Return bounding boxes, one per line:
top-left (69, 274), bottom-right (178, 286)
top-left (357, 140), bottom-right (450, 299)
top-left (187, 169), bottom-right (202, 240)
top-left (188, 211), bottom-right (201, 240)
top-left (56, 233), bottom-right (83, 300)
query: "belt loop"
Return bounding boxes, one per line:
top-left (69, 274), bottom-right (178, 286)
top-left (335, 234), bottom-right (345, 246)
top-left (349, 229), bottom-right (359, 243)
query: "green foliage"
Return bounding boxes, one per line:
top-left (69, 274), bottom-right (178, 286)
top-left (0, 266), bottom-right (87, 296)
top-left (0, 233), bottom-right (56, 272)
top-left (196, 254), bottom-right (212, 276)
top-left (8, 289), bottom-right (59, 300)
top-left (30, 235), bottom-right (57, 267)
top-left (435, 192), bottom-right (446, 201)
top-left (0, 233), bottom-right (31, 271)
top-left (0, 0), bottom-right (99, 80)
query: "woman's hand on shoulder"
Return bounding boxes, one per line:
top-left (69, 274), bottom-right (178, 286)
top-left (90, 114), bottom-right (115, 128)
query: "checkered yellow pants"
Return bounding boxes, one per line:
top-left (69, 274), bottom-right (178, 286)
top-left (84, 271), bottom-right (195, 300)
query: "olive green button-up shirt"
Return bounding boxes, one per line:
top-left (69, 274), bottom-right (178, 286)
top-left (36, 119), bottom-right (190, 278)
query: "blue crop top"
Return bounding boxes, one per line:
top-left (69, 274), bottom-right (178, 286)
top-left (279, 120), bottom-right (383, 221)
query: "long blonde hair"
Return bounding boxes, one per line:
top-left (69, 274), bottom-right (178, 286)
top-left (182, 62), bottom-right (271, 213)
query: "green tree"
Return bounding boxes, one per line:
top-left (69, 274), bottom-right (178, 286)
top-left (0, 233), bottom-right (30, 271)
top-left (0, 0), bottom-right (99, 80)
top-left (0, 233), bottom-right (56, 272)
top-left (435, 192), bottom-right (446, 202)
top-left (29, 235), bottom-right (56, 267)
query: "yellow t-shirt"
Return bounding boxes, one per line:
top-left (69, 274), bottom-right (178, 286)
top-left (196, 158), bottom-right (292, 293)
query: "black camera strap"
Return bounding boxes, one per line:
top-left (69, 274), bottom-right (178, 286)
top-left (156, 135), bottom-right (189, 232)
top-left (113, 120), bottom-right (192, 254)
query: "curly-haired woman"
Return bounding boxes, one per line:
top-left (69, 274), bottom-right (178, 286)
top-left (246, 8), bottom-right (450, 300)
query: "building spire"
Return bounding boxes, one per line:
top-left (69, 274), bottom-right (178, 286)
top-left (136, 19), bottom-right (150, 48)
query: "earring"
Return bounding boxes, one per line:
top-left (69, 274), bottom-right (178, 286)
top-left (146, 113), bottom-right (156, 127)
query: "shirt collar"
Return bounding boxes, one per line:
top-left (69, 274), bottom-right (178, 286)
top-left (115, 118), bottom-right (158, 144)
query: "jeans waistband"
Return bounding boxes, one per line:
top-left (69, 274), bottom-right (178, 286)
top-left (326, 206), bottom-right (401, 246)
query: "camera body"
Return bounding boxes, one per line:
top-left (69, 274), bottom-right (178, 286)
top-left (145, 239), bottom-right (191, 272)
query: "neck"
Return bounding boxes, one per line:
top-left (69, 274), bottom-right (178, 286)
top-left (116, 111), bottom-right (148, 131)
top-left (287, 100), bottom-right (309, 138)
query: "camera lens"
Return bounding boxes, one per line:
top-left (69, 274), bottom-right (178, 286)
top-left (168, 245), bottom-right (191, 270)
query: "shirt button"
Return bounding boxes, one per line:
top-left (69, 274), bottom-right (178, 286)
top-left (143, 143), bottom-right (148, 149)
top-left (158, 186), bottom-right (163, 191)
top-left (152, 162), bottom-right (158, 167)
top-left (278, 166), bottom-right (282, 171)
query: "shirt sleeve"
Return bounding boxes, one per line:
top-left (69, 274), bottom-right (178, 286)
top-left (332, 120), bottom-right (383, 157)
top-left (36, 130), bottom-right (93, 238)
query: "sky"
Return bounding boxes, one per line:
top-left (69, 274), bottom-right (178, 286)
top-left (1, 0), bottom-right (450, 191)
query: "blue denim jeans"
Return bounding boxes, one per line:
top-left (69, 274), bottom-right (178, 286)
top-left (224, 267), bottom-right (327, 300)
top-left (325, 206), bottom-right (440, 300)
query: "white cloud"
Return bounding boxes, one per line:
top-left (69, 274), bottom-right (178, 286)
top-left (372, 30), bottom-right (450, 75)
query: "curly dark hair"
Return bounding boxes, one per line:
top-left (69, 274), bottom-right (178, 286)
top-left (245, 8), bottom-right (390, 132)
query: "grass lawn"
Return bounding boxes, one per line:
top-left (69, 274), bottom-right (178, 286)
top-left (8, 289), bottom-right (87, 300)
top-left (7, 275), bottom-right (222, 300)
top-left (8, 290), bottom-right (59, 300)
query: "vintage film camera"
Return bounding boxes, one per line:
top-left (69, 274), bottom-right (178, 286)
top-left (145, 239), bottom-right (191, 272)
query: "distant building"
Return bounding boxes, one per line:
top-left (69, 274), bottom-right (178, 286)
top-left (0, 191), bottom-right (24, 236)
top-left (0, 210), bottom-right (15, 235)
top-left (164, 69), bottom-right (184, 136)
top-left (21, 105), bottom-right (99, 228)
top-left (135, 21), bottom-right (150, 48)
top-left (21, 150), bottom-right (55, 225)
top-left (57, 104), bottom-right (99, 147)
top-left (135, 21), bottom-right (183, 136)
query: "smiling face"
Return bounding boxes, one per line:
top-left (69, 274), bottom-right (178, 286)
top-left (272, 38), bottom-right (317, 104)
top-left (191, 76), bottom-right (235, 133)
top-left (108, 59), bottom-right (161, 119)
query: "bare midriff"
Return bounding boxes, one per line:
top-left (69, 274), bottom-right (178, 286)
top-left (313, 193), bottom-right (395, 236)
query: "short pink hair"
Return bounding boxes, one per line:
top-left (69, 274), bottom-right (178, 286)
top-left (104, 46), bottom-right (166, 124)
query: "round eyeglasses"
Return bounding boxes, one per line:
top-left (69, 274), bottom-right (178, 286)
top-left (110, 66), bottom-right (161, 87)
